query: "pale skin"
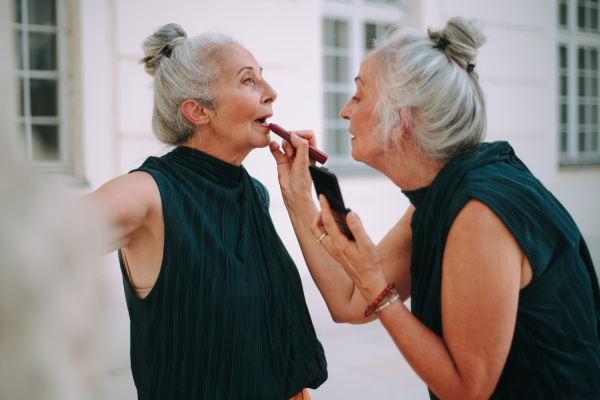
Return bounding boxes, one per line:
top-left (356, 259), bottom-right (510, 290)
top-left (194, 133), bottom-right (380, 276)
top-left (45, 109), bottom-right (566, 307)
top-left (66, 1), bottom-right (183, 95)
top-left (270, 52), bottom-right (533, 399)
top-left (84, 43), bottom-right (277, 298)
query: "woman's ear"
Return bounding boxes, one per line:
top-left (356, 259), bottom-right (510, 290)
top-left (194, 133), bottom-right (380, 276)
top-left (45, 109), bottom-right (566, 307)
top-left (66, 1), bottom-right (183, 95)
top-left (181, 99), bottom-right (211, 125)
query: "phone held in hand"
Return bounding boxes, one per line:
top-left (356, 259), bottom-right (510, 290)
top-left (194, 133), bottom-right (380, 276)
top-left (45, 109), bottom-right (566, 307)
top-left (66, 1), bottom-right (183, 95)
top-left (309, 165), bottom-right (354, 241)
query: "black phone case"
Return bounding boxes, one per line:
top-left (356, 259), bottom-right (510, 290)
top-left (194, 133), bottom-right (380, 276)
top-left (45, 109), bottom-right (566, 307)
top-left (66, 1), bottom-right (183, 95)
top-left (309, 165), bottom-right (354, 240)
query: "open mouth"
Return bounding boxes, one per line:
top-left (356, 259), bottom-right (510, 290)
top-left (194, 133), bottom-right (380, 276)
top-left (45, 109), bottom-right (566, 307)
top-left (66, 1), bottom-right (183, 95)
top-left (254, 115), bottom-right (271, 128)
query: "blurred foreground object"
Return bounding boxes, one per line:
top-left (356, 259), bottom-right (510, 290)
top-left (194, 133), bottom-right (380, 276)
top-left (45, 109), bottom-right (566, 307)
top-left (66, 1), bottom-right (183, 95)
top-left (0, 135), bottom-right (109, 399)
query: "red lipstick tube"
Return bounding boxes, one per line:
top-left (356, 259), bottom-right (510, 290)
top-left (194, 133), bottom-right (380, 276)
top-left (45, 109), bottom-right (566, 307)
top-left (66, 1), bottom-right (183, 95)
top-left (269, 123), bottom-right (328, 164)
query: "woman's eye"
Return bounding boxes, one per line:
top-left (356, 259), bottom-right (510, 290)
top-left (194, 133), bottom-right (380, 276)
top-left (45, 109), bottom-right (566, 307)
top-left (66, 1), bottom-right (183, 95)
top-left (352, 96), bottom-right (360, 102)
top-left (243, 77), bottom-right (253, 84)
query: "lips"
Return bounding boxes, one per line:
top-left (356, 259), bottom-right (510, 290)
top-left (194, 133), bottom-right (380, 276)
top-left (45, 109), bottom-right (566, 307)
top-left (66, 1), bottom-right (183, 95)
top-left (254, 114), bottom-right (272, 128)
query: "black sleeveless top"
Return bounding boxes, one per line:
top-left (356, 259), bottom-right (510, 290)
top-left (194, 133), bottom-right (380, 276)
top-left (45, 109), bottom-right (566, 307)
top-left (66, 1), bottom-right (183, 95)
top-left (118, 146), bottom-right (327, 399)
top-left (403, 142), bottom-right (600, 399)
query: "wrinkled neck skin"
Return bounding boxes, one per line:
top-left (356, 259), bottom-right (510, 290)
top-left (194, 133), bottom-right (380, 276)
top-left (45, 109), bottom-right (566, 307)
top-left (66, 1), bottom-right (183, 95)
top-left (375, 145), bottom-right (445, 192)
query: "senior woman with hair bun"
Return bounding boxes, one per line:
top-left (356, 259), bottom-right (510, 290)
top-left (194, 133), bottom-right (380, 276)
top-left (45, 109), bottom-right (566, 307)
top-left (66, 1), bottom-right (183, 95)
top-left (84, 23), bottom-right (327, 400)
top-left (271, 16), bottom-right (600, 399)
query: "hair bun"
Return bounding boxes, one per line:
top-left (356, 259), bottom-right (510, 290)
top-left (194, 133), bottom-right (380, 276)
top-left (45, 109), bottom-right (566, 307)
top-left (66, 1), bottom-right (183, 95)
top-left (141, 23), bottom-right (188, 77)
top-left (427, 16), bottom-right (486, 69)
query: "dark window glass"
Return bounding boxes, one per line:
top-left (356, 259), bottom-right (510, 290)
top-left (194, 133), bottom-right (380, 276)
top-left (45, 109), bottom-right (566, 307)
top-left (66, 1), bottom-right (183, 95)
top-left (30, 79), bottom-right (58, 116)
top-left (14, 0), bottom-right (22, 23)
top-left (591, 77), bottom-right (598, 97)
top-left (29, 32), bottom-right (57, 70)
top-left (561, 103), bottom-right (568, 124)
top-left (28, 0), bottom-right (56, 26)
top-left (17, 78), bottom-right (24, 116)
top-left (579, 75), bottom-right (586, 96)
top-left (579, 131), bottom-right (586, 151)
top-left (592, 104), bottom-right (599, 123)
top-left (592, 8), bottom-right (599, 30)
top-left (14, 30), bottom-right (23, 69)
top-left (579, 47), bottom-right (585, 69)
top-left (560, 46), bottom-right (568, 68)
top-left (31, 124), bottom-right (59, 161)
top-left (559, 2), bottom-right (568, 26)
top-left (561, 131), bottom-right (568, 152)
top-left (578, 5), bottom-right (586, 28)
top-left (365, 23), bottom-right (377, 50)
top-left (579, 103), bottom-right (586, 123)
top-left (592, 49), bottom-right (598, 70)
top-left (592, 132), bottom-right (599, 151)
top-left (561, 75), bottom-right (568, 96)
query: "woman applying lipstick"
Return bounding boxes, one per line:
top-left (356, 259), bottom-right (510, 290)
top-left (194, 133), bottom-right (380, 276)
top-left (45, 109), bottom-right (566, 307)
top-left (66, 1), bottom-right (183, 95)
top-left (272, 16), bottom-right (600, 399)
top-left (84, 23), bottom-right (326, 400)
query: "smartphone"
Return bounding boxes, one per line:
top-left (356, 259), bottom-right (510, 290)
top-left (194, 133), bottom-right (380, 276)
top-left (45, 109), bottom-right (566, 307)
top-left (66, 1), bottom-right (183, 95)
top-left (309, 165), bottom-right (354, 241)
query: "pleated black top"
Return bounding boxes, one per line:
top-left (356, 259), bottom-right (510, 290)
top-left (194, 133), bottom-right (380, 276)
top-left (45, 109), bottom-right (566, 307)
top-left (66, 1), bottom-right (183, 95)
top-left (118, 146), bottom-right (327, 399)
top-left (403, 141), bottom-right (600, 399)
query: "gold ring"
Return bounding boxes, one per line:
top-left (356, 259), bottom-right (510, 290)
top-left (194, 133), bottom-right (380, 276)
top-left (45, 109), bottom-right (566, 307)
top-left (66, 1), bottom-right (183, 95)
top-left (317, 232), bottom-right (327, 243)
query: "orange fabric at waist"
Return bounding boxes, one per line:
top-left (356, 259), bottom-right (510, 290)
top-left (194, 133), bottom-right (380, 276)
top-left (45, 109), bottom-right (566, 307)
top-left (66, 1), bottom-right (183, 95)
top-left (289, 388), bottom-right (311, 400)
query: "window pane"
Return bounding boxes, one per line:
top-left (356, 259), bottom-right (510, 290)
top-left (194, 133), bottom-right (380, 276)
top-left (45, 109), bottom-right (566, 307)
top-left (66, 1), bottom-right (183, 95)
top-left (579, 131), bottom-right (586, 151)
top-left (579, 104), bottom-right (586, 123)
top-left (578, 47), bottom-right (585, 69)
top-left (592, 8), bottom-right (599, 31)
top-left (592, 49), bottom-right (598, 70)
top-left (561, 75), bottom-right (568, 96)
top-left (559, 2), bottom-right (568, 26)
top-left (592, 77), bottom-right (598, 97)
top-left (578, 5), bottom-right (586, 29)
top-left (31, 124), bottom-right (59, 161)
top-left (365, 23), bottom-right (377, 51)
top-left (561, 103), bottom-right (568, 123)
top-left (592, 105), bottom-right (599, 123)
top-left (14, 30), bottom-right (23, 69)
top-left (324, 19), bottom-right (349, 48)
top-left (324, 92), bottom-right (349, 118)
top-left (579, 76), bottom-right (586, 96)
top-left (559, 46), bottom-right (568, 68)
top-left (29, 32), bottom-right (57, 70)
top-left (28, 0), bottom-right (56, 26)
top-left (17, 78), bottom-right (24, 116)
top-left (30, 78), bottom-right (58, 116)
top-left (592, 132), bottom-right (599, 151)
top-left (14, 0), bottom-right (22, 23)
top-left (560, 131), bottom-right (568, 152)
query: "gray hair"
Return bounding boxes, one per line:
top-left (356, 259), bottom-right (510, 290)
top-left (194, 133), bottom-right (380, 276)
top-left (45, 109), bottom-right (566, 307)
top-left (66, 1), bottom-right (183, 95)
top-left (141, 23), bottom-right (239, 146)
top-left (371, 16), bottom-right (487, 162)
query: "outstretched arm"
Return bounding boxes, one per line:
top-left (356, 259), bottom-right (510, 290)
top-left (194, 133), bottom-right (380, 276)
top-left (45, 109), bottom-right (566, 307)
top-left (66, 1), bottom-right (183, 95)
top-left (81, 171), bottom-right (160, 254)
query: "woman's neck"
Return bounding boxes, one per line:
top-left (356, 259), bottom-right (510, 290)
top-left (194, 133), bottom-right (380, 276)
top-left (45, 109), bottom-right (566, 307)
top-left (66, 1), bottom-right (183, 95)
top-left (379, 151), bottom-right (445, 191)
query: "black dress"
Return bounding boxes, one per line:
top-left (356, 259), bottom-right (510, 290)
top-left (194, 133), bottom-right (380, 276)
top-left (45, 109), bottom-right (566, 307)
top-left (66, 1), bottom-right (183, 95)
top-left (403, 141), bottom-right (600, 399)
top-left (118, 146), bottom-right (327, 399)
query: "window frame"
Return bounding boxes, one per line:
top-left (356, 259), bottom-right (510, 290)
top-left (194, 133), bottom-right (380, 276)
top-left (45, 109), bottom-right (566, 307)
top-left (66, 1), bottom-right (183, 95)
top-left (321, 0), bottom-right (405, 175)
top-left (558, 0), bottom-right (600, 167)
top-left (14, 0), bottom-right (73, 173)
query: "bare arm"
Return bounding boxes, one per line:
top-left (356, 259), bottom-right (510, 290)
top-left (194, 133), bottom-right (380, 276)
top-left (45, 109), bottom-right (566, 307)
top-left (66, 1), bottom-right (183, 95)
top-left (82, 171), bottom-right (160, 253)
top-left (320, 198), bottom-right (525, 399)
top-left (270, 133), bottom-right (413, 323)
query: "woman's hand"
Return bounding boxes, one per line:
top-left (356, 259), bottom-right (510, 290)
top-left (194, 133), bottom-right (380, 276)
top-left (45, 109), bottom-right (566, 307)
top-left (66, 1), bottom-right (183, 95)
top-left (269, 130), bottom-right (317, 208)
top-left (312, 194), bottom-right (389, 304)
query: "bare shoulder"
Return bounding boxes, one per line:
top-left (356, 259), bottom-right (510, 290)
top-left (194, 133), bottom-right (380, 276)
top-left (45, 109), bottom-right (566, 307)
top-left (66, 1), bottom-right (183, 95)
top-left (445, 199), bottom-right (523, 278)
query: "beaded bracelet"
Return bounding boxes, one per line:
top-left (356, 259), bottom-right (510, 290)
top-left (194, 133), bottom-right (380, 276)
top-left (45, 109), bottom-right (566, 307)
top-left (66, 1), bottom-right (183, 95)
top-left (374, 293), bottom-right (400, 314)
top-left (364, 283), bottom-right (396, 317)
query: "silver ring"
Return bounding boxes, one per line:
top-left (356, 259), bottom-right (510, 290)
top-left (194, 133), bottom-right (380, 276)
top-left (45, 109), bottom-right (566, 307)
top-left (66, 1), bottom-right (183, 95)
top-left (316, 232), bottom-right (327, 243)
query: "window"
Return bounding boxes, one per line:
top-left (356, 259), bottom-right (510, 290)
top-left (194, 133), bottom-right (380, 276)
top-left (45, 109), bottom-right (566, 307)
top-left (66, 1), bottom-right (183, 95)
top-left (14, 0), bottom-right (72, 171)
top-left (558, 0), bottom-right (600, 166)
top-left (322, 0), bottom-right (404, 174)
